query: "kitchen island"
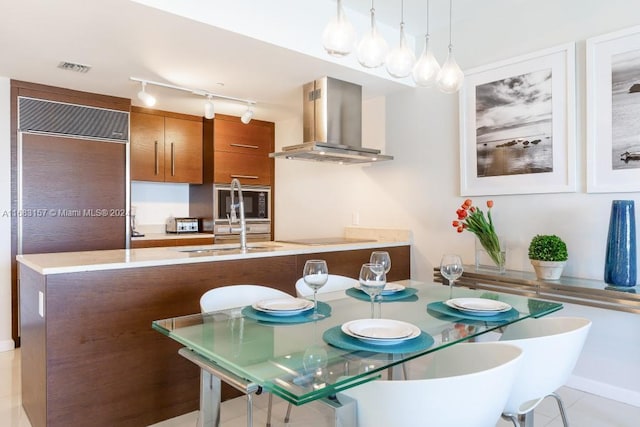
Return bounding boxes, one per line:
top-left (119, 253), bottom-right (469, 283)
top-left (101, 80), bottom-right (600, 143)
top-left (17, 239), bottom-right (410, 427)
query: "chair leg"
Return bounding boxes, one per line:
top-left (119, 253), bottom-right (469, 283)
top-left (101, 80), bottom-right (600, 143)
top-left (501, 412), bottom-right (533, 427)
top-left (266, 393), bottom-right (273, 427)
top-left (284, 402), bottom-right (293, 423)
top-left (548, 392), bottom-right (570, 427)
top-left (266, 393), bottom-right (292, 426)
top-left (501, 413), bottom-right (520, 427)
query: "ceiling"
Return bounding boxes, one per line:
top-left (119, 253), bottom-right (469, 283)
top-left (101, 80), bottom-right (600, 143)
top-left (0, 0), bottom-right (451, 122)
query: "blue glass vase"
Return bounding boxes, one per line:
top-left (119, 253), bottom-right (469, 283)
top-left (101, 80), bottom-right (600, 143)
top-left (604, 200), bottom-right (637, 287)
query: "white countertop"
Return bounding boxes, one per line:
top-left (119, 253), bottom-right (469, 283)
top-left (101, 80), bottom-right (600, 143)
top-left (17, 240), bottom-right (410, 275)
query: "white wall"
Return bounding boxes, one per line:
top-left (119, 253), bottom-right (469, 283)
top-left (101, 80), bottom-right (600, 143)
top-left (0, 77), bottom-right (12, 351)
top-left (273, 0), bottom-right (640, 406)
top-left (131, 181), bottom-right (190, 227)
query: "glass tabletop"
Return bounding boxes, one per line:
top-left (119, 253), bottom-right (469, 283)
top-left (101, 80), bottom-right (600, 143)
top-left (152, 281), bottom-right (562, 405)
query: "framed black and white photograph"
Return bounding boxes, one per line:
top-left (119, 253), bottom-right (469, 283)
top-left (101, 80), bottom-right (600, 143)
top-left (459, 43), bottom-right (576, 196)
top-left (587, 25), bottom-right (640, 192)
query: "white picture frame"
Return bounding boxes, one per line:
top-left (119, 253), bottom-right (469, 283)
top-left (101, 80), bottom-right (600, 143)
top-left (459, 43), bottom-right (576, 196)
top-left (587, 25), bottom-right (640, 193)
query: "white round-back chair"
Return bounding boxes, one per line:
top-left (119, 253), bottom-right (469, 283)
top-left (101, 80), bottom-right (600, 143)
top-left (199, 284), bottom-right (293, 427)
top-left (295, 274), bottom-right (358, 301)
top-left (339, 342), bottom-right (524, 427)
top-left (498, 316), bottom-right (592, 426)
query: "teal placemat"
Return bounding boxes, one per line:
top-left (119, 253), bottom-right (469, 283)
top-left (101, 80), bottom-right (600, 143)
top-left (322, 325), bottom-right (434, 354)
top-left (241, 301), bottom-right (331, 324)
top-left (345, 287), bottom-right (419, 302)
top-left (426, 301), bottom-right (519, 322)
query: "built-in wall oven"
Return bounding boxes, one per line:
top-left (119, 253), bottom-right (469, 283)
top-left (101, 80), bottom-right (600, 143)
top-left (213, 184), bottom-right (271, 243)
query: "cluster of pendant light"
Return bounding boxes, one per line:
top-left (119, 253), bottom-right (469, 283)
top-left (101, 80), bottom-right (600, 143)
top-left (322, 0), bottom-right (464, 93)
top-left (131, 77), bottom-right (256, 124)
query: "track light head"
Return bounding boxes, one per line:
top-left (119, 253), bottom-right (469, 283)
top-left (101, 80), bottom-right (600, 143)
top-left (137, 82), bottom-right (156, 107)
top-left (240, 106), bottom-right (254, 124)
top-left (204, 96), bottom-right (215, 119)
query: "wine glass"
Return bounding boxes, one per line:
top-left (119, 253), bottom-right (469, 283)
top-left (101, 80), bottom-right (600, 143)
top-left (440, 254), bottom-right (464, 298)
top-left (359, 263), bottom-right (386, 318)
top-left (303, 259), bottom-right (329, 319)
top-left (302, 344), bottom-right (328, 388)
top-left (370, 251), bottom-right (391, 314)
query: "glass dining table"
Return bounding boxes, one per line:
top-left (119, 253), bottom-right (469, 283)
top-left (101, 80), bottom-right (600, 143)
top-left (152, 280), bottom-right (563, 427)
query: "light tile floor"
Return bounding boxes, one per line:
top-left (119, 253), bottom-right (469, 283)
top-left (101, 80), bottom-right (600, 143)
top-left (3, 347), bottom-right (640, 427)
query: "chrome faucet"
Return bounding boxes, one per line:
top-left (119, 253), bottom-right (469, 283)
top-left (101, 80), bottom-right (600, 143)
top-left (228, 178), bottom-right (247, 251)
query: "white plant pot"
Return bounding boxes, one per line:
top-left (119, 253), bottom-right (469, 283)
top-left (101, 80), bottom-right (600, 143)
top-left (530, 260), bottom-right (566, 280)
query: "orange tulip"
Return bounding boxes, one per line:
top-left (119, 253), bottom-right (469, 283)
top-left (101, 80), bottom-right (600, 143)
top-left (452, 221), bottom-right (460, 227)
top-left (463, 199), bottom-right (472, 207)
top-left (487, 200), bottom-right (494, 208)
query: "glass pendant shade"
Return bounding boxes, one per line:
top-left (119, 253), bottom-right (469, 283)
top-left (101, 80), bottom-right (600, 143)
top-left (322, 0), bottom-right (356, 57)
top-left (357, 10), bottom-right (388, 68)
top-left (386, 26), bottom-right (415, 78)
top-left (437, 47), bottom-right (464, 93)
top-left (412, 35), bottom-right (441, 87)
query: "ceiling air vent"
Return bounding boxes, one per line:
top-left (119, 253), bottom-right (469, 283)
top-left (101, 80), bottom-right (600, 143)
top-left (57, 61), bottom-right (91, 73)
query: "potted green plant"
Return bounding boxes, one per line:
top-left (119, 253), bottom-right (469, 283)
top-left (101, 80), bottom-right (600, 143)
top-left (528, 234), bottom-right (568, 280)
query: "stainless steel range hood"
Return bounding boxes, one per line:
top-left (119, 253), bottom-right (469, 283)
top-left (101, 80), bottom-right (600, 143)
top-left (270, 77), bottom-right (393, 164)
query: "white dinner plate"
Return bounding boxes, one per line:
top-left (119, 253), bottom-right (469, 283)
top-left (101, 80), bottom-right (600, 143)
top-left (445, 298), bottom-right (511, 315)
top-left (252, 298), bottom-right (314, 316)
top-left (341, 319), bottom-right (421, 345)
top-left (354, 282), bottom-right (406, 295)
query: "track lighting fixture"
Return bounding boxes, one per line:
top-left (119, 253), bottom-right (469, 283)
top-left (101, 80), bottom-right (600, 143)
top-left (240, 105), bottom-right (254, 124)
top-left (130, 77), bottom-right (256, 123)
top-left (204, 96), bottom-right (215, 119)
top-left (137, 81), bottom-right (156, 107)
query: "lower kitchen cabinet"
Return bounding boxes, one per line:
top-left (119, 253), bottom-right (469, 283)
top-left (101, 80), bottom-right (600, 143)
top-left (18, 244), bottom-right (410, 427)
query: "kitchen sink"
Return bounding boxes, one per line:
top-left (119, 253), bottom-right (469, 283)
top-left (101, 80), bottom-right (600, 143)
top-left (178, 244), bottom-right (279, 254)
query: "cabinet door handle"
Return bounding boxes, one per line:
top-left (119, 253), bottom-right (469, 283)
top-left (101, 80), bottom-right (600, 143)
top-left (171, 142), bottom-right (175, 176)
top-left (154, 141), bottom-right (159, 175)
top-left (230, 174), bottom-right (259, 180)
top-left (230, 143), bottom-right (259, 150)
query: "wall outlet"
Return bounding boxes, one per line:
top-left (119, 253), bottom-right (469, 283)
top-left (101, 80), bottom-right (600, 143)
top-left (352, 211), bottom-right (360, 225)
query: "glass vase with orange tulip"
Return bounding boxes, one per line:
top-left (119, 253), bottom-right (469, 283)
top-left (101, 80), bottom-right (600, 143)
top-left (452, 199), bottom-right (506, 272)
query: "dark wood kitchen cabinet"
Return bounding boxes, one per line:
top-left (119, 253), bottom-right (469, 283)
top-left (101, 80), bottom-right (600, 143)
top-left (131, 107), bottom-right (203, 184)
top-left (212, 114), bottom-right (274, 185)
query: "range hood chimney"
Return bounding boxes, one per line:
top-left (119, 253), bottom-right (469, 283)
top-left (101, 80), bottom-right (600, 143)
top-left (269, 77), bottom-right (393, 164)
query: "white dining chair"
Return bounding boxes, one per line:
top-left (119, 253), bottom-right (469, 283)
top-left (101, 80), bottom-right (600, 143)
top-left (498, 316), bottom-right (592, 427)
top-left (295, 274), bottom-right (359, 301)
top-left (338, 342), bottom-right (523, 427)
top-left (199, 284), bottom-right (293, 427)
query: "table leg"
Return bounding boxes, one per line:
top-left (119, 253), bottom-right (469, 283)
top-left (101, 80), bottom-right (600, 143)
top-left (179, 348), bottom-right (259, 427)
top-left (321, 394), bottom-right (357, 427)
top-left (198, 370), bottom-right (221, 427)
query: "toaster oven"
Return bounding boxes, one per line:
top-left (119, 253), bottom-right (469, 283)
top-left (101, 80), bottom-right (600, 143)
top-left (166, 217), bottom-right (199, 233)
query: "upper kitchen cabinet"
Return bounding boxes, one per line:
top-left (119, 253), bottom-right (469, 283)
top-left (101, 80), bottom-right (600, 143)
top-left (130, 106), bottom-right (203, 184)
top-left (213, 114), bottom-right (274, 185)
